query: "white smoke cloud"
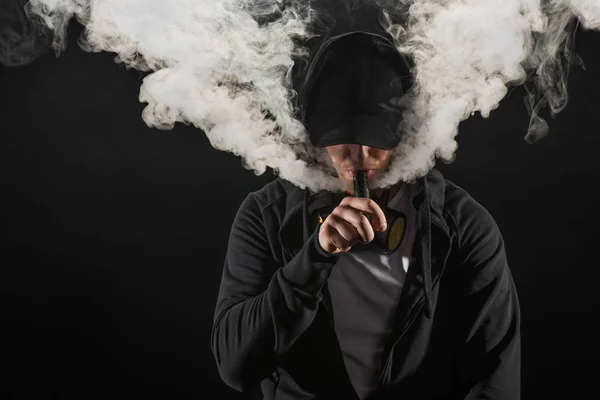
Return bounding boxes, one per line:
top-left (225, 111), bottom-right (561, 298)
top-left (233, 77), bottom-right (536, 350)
top-left (21, 0), bottom-right (600, 192)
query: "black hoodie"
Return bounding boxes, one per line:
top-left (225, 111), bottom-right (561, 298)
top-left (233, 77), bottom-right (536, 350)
top-left (211, 168), bottom-right (520, 399)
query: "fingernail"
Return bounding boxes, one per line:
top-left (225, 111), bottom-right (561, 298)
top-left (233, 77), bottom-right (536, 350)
top-left (379, 224), bottom-right (387, 231)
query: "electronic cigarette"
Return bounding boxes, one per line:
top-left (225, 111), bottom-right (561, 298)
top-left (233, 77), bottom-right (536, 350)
top-left (353, 170), bottom-right (370, 198)
top-left (353, 170), bottom-right (371, 224)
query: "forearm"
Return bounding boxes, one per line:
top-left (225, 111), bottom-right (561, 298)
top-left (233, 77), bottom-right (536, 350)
top-left (211, 227), bottom-right (336, 391)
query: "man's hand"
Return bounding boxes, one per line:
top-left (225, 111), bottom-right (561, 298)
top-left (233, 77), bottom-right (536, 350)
top-left (318, 197), bottom-right (387, 254)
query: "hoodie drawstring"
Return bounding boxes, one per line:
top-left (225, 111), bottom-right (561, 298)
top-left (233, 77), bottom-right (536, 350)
top-left (420, 189), bottom-right (434, 319)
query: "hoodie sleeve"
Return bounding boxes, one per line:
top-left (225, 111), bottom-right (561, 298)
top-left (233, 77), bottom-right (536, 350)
top-left (454, 200), bottom-right (521, 400)
top-left (211, 192), bottom-right (338, 392)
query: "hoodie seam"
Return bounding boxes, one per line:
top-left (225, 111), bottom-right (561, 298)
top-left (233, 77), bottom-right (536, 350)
top-left (442, 210), bottom-right (461, 245)
top-left (255, 190), bottom-right (287, 215)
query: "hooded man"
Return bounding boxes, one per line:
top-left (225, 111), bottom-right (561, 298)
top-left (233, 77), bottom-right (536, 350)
top-left (211, 31), bottom-right (521, 400)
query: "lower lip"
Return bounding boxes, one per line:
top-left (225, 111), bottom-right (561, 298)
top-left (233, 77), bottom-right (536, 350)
top-left (347, 169), bottom-right (376, 178)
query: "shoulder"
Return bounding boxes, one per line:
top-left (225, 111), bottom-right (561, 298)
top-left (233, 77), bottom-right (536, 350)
top-left (238, 178), bottom-right (302, 216)
top-left (441, 178), bottom-right (502, 251)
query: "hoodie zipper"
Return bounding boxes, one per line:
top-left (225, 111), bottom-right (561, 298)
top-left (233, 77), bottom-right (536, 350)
top-left (376, 235), bottom-right (452, 387)
top-left (278, 230), bottom-right (293, 260)
top-left (376, 297), bottom-right (426, 387)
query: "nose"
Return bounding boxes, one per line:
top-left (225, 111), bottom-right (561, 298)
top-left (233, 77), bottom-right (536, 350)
top-left (348, 144), bottom-right (370, 163)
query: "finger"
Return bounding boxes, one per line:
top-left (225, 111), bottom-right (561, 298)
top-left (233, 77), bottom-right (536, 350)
top-left (329, 235), bottom-right (351, 253)
top-left (331, 207), bottom-right (373, 243)
top-left (327, 214), bottom-right (362, 246)
top-left (346, 198), bottom-right (387, 231)
top-left (321, 223), bottom-right (350, 253)
top-left (320, 220), bottom-right (351, 253)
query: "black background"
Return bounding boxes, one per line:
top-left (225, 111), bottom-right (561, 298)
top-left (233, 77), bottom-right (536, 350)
top-left (1, 12), bottom-right (599, 400)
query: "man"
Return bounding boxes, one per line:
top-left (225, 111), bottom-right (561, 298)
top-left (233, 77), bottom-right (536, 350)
top-left (211, 31), bottom-right (521, 400)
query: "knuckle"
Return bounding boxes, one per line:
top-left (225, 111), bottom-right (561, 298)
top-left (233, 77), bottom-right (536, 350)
top-left (327, 213), bottom-right (340, 224)
top-left (332, 205), bottom-right (347, 216)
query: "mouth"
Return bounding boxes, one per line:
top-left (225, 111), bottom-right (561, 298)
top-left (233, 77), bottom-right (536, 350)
top-left (346, 169), bottom-right (377, 178)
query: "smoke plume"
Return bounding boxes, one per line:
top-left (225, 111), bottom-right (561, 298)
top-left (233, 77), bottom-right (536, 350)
top-left (0, 0), bottom-right (51, 67)
top-left (7, 0), bottom-right (600, 192)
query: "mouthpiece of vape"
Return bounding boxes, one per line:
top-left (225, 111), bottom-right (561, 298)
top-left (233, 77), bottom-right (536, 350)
top-left (353, 170), bottom-right (370, 198)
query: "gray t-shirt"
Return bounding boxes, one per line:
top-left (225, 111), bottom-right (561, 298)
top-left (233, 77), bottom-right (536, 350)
top-left (327, 181), bottom-right (420, 399)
